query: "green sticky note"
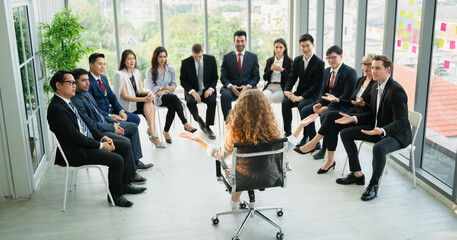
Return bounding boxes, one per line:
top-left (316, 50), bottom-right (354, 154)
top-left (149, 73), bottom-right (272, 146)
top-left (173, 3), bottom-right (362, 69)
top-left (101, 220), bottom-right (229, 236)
top-left (402, 31), bottom-right (408, 39)
top-left (399, 22), bottom-right (405, 29)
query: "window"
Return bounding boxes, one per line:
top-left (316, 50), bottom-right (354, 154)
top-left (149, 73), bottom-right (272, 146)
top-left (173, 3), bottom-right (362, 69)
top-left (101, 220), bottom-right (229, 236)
top-left (365, 0), bottom-right (385, 56)
top-left (308, 0), bottom-right (317, 39)
top-left (323, 0), bottom-right (335, 67)
top-left (342, 0), bottom-right (357, 68)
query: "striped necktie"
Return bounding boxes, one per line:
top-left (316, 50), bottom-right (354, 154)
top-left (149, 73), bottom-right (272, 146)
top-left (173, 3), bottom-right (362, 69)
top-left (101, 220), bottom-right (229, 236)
top-left (84, 94), bottom-right (106, 123)
top-left (69, 101), bottom-right (93, 139)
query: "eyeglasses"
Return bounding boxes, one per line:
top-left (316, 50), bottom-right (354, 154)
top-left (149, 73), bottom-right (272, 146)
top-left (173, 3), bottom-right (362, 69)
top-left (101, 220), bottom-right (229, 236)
top-left (61, 80), bottom-right (76, 85)
top-left (361, 63), bottom-right (372, 68)
top-left (326, 56), bottom-right (339, 60)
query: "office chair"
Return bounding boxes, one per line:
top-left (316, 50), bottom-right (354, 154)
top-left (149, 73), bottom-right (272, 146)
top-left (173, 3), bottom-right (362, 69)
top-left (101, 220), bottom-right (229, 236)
top-left (212, 138), bottom-right (289, 240)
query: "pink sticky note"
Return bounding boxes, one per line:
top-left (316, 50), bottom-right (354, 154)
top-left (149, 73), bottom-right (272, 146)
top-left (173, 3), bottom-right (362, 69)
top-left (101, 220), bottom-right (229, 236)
top-left (407, 24), bottom-right (412, 31)
top-left (444, 60), bottom-right (450, 69)
top-left (413, 36), bottom-right (418, 44)
top-left (441, 23), bottom-right (447, 31)
top-left (412, 46), bottom-right (417, 53)
top-left (451, 41), bottom-right (456, 49)
top-left (397, 40), bottom-right (402, 47)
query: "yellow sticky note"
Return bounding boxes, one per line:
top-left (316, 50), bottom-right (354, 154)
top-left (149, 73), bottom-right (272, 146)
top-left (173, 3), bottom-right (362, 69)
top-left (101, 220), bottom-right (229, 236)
top-left (403, 42), bottom-right (409, 50)
top-left (456, 26), bottom-right (457, 35)
top-left (407, 11), bottom-right (414, 20)
top-left (409, 0), bottom-right (415, 7)
top-left (400, 10), bottom-right (406, 17)
top-left (402, 31), bottom-right (408, 39)
top-left (399, 22), bottom-right (405, 29)
top-left (418, 9), bottom-right (422, 17)
top-left (414, 21), bottom-right (421, 29)
top-left (439, 39), bottom-right (444, 48)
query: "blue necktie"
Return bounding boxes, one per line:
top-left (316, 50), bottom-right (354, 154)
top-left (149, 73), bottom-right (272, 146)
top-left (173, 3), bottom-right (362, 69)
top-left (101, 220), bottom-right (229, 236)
top-left (69, 101), bottom-right (93, 139)
top-left (84, 94), bottom-right (106, 123)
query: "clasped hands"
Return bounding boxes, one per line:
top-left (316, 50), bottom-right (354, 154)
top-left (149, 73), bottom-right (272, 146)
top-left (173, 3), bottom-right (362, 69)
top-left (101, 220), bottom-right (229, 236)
top-left (101, 136), bottom-right (115, 152)
top-left (230, 85), bottom-right (250, 96)
top-left (110, 111), bottom-right (127, 121)
top-left (192, 89), bottom-right (214, 103)
top-left (114, 122), bottom-right (125, 136)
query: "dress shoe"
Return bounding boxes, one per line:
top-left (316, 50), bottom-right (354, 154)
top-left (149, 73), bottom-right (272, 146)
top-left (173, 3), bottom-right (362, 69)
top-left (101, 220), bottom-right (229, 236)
top-left (204, 125), bottom-right (216, 139)
top-left (133, 173), bottom-right (147, 184)
top-left (184, 127), bottom-right (198, 133)
top-left (149, 135), bottom-right (165, 148)
top-left (312, 144), bottom-right (324, 159)
top-left (361, 184), bottom-right (378, 201)
top-left (317, 161), bottom-right (336, 174)
top-left (197, 117), bottom-right (205, 131)
top-left (137, 161), bottom-right (153, 171)
top-left (123, 183), bottom-right (146, 194)
top-left (293, 142), bottom-right (320, 155)
top-left (295, 137), bottom-right (308, 148)
top-left (336, 173), bottom-right (365, 185)
top-left (108, 194), bottom-right (133, 207)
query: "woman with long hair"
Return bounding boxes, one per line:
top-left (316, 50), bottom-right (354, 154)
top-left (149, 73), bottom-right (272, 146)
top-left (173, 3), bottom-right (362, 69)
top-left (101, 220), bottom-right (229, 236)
top-left (115, 49), bottom-right (165, 148)
top-left (146, 46), bottom-right (196, 143)
top-left (262, 38), bottom-right (293, 103)
top-left (180, 89), bottom-right (317, 209)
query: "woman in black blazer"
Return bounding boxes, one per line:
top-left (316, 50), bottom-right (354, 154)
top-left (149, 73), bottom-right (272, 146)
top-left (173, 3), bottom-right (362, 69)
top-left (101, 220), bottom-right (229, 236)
top-left (262, 38), bottom-right (293, 103)
top-left (296, 54), bottom-right (377, 173)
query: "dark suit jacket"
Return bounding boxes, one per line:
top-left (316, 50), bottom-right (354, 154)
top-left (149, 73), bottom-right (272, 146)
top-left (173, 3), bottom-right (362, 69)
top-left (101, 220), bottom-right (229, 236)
top-left (316, 63), bottom-right (357, 110)
top-left (220, 50), bottom-right (260, 88)
top-left (71, 91), bottom-right (117, 133)
top-left (355, 77), bottom-right (412, 147)
top-left (284, 54), bottom-right (324, 100)
top-left (340, 76), bottom-right (375, 114)
top-left (180, 54), bottom-right (218, 96)
top-left (88, 73), bottom-right (125, 115)
top-left (47, 96), bottom-right (105, 166)
top-left (262, 56), bottom-right (292, 91)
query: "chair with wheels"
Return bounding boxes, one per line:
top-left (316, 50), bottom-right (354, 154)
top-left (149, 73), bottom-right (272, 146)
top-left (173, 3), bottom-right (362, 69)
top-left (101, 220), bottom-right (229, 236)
top-left (50, 131), bottom-right (115, 211)
top-left (212, 138), bottom-right (289, 240)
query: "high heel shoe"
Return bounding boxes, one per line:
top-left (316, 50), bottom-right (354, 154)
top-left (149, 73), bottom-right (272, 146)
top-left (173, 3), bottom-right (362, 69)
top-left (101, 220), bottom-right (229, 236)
top-left (163, 131), bottom-right (172, 144)
top-left (184, 127), bottom-right (198, 133)
top-left (317, 161), bottom-right (336, 174)
top-left (149, 135), bottom-right (165, 148)
top-left (293, 146), bottom-right (317, 155)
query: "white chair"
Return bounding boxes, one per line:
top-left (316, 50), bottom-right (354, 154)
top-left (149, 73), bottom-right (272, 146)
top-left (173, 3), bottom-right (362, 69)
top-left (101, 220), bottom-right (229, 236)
top-left (341, 110), bottom-right (422, 188)
top-left (155, 99), bottom-right (189, 142)
top-left (50, 132), bottom-right (115, 211)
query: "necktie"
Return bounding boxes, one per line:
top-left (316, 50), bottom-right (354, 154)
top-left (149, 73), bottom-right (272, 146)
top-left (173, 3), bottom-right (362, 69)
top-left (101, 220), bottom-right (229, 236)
top-left (238, 53), bottom-right (242, 72)
top-left (375, 86), bottom-right (382, 127)
top-left (69, 101), bottom-right (93, 139)
top-left (97, 78), bottom-right (106, 93)
top-left (329, 70), bottom-right (335, 88)
top-left (197, 61), bottom-right (204, 95)
top-left (84, 94), bottom-right (106, 123)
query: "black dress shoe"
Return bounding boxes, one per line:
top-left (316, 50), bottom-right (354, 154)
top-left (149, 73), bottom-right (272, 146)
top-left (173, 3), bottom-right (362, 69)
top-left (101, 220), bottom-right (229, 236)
top-left (197, 117), bottom-right (205, 131)
top-left (312, 144), bottom-right (325, 159)
top-left (317, 161), bottom-right (336, 174)
top-left (336, 173), bottom-right (365, 185)
top-left (123, 183), bottom-right (146, 194)
top-left (295, 137), bottom-right (308, 148)
top-left (204, 126), bottom-right (216, 139)
top-left (293, 146), bottom-right (316, 155)
top-left (108, 194), bottom-right (133, 207)
top-left (361, 184), bottom-right (378, 201)
top-left (185, 127), bottom-right (198, 133)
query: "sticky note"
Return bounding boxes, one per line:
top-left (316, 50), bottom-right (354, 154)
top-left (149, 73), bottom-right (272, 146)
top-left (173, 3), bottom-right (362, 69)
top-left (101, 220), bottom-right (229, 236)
top-left (403, 43), bottom-right (409, 50)
top-left (397, 40), bottom-right (402, 47)
top-left (399, 22), bottom-right (405, 29)
top-left (418, 9), bottom-right (422, 17)
top-left (412, 45), bottom-right (417, 53)
top-left (441, 23), bottom-right (447, 31)
top-left (413, 36), bottom-right (418, 44)
top-left (400, 10), bottom-right (406, 18)
top-left (407, 11), bottom-right (414, 20)
top-left (407, 24), bottom-right (412, 31)
top-left (439, 39), bottom-right (444, 48)
top-left (402, 31), bottom-right (408, 39)
top-left (451, 41), bottom-right (455, 49)
top-left (409, 0), bottom-right (415, 7)
top-left (444, 60), bottom-right (450, 69)
top-left (414, 21), bottom-right (421, 29)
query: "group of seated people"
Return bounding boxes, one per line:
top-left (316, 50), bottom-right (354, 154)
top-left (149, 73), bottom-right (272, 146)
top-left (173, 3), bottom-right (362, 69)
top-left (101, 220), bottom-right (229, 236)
top-left (47, 30), bottom-right (411, 207)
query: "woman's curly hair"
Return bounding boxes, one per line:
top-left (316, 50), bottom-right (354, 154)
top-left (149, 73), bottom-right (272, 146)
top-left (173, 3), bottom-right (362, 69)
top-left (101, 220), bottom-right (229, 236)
top-left (225, 89), bottom-right (281, 148)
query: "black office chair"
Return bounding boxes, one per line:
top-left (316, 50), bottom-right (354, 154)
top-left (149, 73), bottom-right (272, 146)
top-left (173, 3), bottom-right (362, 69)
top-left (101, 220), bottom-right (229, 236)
top-left (212, 138), bottom-right (289, 240)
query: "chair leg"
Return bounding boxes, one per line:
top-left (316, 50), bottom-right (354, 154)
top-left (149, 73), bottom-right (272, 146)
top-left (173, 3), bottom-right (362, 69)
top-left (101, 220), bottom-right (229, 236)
top-left (96, 166), bottom-right (115, 207)
top-left (254, 209), bottom-right (282, 232)
top-left (411, 149), bottom-right (416, 188)
top-left (234, 209), bottom-right (255, 238)
top-left (216, 101), bottom-right (222, 135)
top-left (156, 108), bottom-right (164, 142)
top-left (63, 168), bottom-right (70, 212)
top-left (342, 141), bottom-right (364, 176)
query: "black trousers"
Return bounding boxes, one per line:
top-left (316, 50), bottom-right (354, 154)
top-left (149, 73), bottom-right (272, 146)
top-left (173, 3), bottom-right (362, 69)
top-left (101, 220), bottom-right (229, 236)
top-left (185, 91), bottom-right (217, 125)
top-left (281, 96), bottom-right (315, 136)
top-left (85, 138), bottom-right (134, 195)
top-left (317, 111), bottom-right (355, 151)
top-left (161, 94), bottom-right (188, 132)
top-left (340, 125), bottom-right (402, 185)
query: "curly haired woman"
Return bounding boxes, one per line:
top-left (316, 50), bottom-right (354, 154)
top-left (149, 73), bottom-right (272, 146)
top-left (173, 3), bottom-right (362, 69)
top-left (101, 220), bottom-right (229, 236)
top-left (180, 89), bottom-right (318, 209)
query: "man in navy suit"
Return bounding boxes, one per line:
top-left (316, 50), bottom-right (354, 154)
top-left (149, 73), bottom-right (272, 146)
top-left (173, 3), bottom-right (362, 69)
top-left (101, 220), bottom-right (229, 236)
top-left (220, 30), bottom-right (260, 121)
top-left (296, 45), bottom-right (357, 159)
top-left (180, 43), bottom-right (218, 139)
top-left (71, 68), bottom-right (149, 184)
top-left (87, 53), bottom-right (140, 126)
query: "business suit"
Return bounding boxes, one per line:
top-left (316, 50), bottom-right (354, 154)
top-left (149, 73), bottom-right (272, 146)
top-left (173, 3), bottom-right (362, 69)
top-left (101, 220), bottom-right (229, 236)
top-left (71, 91), bottom-right (143, 164)
top-left (220, 50), bottom-right (260, 120)
top-left (300, 63), bottom-right (357, 145)
top-left (180, 54), bottom-right (218, 125)
top-left (262, 56), bottom-right (292, 102)
top-left (47, 96), bottom-right (135, 195)
top-left (282, 54), bottom-right (324, 136)
top-left (88, 72), bottom-right (140, 125)
top-left (340, 77), bottom-right (411, 185)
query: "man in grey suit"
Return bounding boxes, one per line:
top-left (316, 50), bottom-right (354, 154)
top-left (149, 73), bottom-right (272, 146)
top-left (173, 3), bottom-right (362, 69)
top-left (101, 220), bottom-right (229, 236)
top-left (220, 30), bottom-right (260, 121)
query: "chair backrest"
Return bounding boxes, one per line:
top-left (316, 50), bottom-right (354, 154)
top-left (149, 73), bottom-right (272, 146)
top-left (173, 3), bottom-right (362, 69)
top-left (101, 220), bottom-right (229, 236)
top-left (228, 138), bottom-right (288, 193)
top-left (50, 131), bottom-right (70, 167)
top-left (408, 110), bottom-right (422, 145)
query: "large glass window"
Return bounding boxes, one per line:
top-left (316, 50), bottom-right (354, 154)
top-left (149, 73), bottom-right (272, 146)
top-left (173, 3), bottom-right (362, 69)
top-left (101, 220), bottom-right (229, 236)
top-left (422, 0), bottom-right (457, 187)
top-left (342, 0), bottom-right (357, 68)
top-left (308, 0), bottom-right (317, 39)
top-left (323, 0), bottom-right (335, 68)
top-left (365, 0), bottom-right (385, 55)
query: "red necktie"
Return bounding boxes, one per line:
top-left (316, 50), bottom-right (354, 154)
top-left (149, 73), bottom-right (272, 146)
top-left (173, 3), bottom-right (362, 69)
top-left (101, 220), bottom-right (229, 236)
top-left (97, 78), bottom-right (106, 93)
top-left (329, 70), bottom-right (335, 88)
top-left (238, 53), bottom-right (242, 72)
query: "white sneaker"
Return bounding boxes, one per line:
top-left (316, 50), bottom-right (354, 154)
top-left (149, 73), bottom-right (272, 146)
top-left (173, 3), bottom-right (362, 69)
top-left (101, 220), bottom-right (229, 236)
top-left (230, 200), bottom-right (240, 210)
